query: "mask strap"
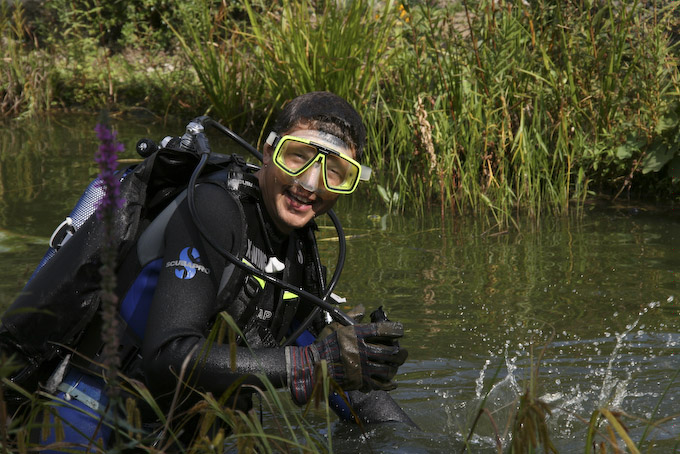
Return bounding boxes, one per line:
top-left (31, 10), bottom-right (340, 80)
top-left (265, 131), bottom-right (278, 147)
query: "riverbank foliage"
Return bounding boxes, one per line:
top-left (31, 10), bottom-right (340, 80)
top-left (1, 0), bottom-right (679, 220)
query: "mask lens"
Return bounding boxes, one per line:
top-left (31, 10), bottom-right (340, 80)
top-left (276, 140), bottom-right (318, 173)
top-left (324, 154), bottom-right (359, 192)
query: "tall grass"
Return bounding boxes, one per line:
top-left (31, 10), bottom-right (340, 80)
top-left (0, 3), bottom-right (52, 118)
top-left (2, 0), bottom-right (680, 218)
top-left (242, 0), bottom-right (398, 123)
top-left (167, 1), bottom-right (266, 131)
top-left (366, 0), bottom-right (680, 223)
top-left (172, 0), bottom-right (680, 223)
top-left (461, 328), bottom-right (680, 453)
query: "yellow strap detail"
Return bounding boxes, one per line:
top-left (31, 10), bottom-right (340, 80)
top-left (283, 291), bottom-right (298, 300)
top-left (242, 258), bottom-right (266, 288)
top-left (253, 275), bottom-right (265, 289)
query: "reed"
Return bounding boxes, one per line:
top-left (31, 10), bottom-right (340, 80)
top-left (3, 0), bottom-right (680, 218)
top-left (0, 2), bottom-right (52, 118)
top-left (366, 0), bottom-right (680, 223)
top-left (167, 1), bottom-right (265, 130)
top-left (462, 330), bottom-right (680, 453)
top-left (242, 0), bottom-right (398, 130)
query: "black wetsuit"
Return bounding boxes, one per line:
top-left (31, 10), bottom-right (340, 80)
top-left (140, 176), bottom-right (414, 427)
top-left (142, 179), bottom-right (295, 407)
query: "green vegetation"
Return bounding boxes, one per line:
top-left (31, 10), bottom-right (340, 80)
top-left (462, 332), bottom-right (680, 454)
top-left (0, 0), bottom-right (210, 119)
top-left (0, 314), bottom-right (340, 453)
top-left (2, 0), bottom-right (679, 221)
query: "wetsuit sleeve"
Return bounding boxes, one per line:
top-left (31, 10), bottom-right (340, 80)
top-left (140, 183), bottom-right (287, 400)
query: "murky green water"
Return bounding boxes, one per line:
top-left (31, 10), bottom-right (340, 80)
top-left (1, 114), bottom-right (678, 453)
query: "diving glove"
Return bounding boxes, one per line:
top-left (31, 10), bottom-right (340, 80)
top-left (285, 321), bottom-right (408, 405)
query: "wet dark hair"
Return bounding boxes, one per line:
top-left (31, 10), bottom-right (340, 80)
top-left (272, 91), bottom-right (367, 162)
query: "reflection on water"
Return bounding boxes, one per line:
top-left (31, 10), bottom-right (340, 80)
top-left (319, 204), bottom-right (680, 453)
top-left (1, 114), bottom-right (679, 452)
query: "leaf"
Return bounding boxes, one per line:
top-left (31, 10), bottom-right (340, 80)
top-left (600, 408), bottom-right (640, 454)
top-left (480, 193), bottom-right (493, 207)
top-left (641, 142), bottom-right (676, 174)
top-left (376, 184), bottom-right (391, 204)
top-left (615, 137), bottom-right (644, 160)
top-left (655, 106), bottom-right (680, 135)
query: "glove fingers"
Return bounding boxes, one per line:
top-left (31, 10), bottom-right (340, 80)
top-left (324, 321), bottom-right (408, 393)
top-left (366, 361), bottom-right (399, 380)
top-left (361, 322), bottom-right (405, 343)
top-left (363, 343), bottom-right (408, 366)
top-left (365, 362), bottom-right (400, 392)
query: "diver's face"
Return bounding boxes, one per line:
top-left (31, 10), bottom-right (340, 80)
top-left (258, 127), bottom-right (355, 234)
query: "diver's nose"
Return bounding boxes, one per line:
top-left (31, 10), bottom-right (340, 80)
top-left (294, 161), bottom-right (323, 193)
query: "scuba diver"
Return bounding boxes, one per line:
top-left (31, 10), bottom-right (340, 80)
top-left (1, 91), bottom-right (413, 452)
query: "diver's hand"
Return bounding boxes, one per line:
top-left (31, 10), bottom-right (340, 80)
top-left (285, 322), bottom-right (408, 405)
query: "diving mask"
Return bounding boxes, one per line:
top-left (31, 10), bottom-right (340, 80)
top-left (266, 132), bottom-right (371, 194)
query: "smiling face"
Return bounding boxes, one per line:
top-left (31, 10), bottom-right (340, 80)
top-left (257, 127), bottom-right (356, 234)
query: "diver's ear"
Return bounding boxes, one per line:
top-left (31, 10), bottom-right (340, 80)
top-left (262, 147), bottom-right (273, 165)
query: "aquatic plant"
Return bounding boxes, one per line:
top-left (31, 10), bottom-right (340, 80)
top-left (167, 0), bottom-right (263, 129)
top-left (364, 0), bottom-right (680, 222)
top-left (241, 0), bottom-right (398, 127)
top-left (0, 312), bottom-right (337, 452)
top-left (92, 120), bottom-right (126, 449)
top-left (3, 0), bottom-right (680, 217)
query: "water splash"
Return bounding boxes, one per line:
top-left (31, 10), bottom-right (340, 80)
top-left (474, 359), bottom-right (491, 398)
top-left (597, 315), bottom-right (639, 408)
top-left (455, 298), bottom-right (679, 451)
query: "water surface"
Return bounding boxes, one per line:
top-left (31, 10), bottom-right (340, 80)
top-left (1, 114), bottom-right (678, 453)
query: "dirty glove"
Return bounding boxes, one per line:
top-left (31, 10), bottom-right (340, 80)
top-left (285, 322), bottom-right (408, 405)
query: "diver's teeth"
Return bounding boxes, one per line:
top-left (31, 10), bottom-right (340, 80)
top-left (291, 193), bottom-right (312, 205)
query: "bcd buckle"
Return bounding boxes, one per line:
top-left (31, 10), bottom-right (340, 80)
top-left (244, 275), bottom-right (264, 298)
top-left (49, 217), bottom-right (76, 250)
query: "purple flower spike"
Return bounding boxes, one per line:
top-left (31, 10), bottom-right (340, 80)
top-left (94, 123), bottom-right (125, 218)
top-left (94, 122), bottom-right (125, 397)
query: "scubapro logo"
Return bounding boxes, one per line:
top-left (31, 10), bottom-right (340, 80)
top-left (167, 247), bottom-right (211, 279)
